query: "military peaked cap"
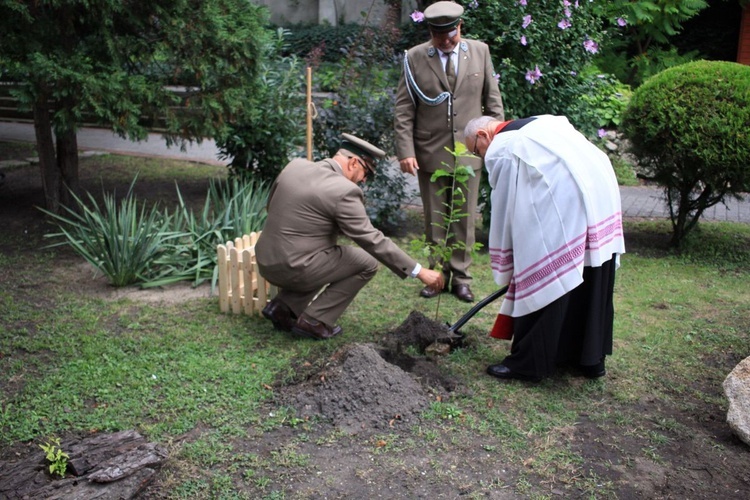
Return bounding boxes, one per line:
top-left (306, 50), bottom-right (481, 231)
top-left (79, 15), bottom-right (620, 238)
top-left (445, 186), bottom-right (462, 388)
top-left (424, 1), bottom-right (464, 32)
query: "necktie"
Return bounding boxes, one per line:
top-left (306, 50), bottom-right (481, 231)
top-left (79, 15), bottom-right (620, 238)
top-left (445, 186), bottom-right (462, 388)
top-left (444, 51), bottom-right (456, 90)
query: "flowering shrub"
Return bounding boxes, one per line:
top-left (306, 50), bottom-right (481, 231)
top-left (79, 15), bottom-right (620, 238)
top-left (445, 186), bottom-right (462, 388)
top-left (457, 0), bottom-right (608, 122)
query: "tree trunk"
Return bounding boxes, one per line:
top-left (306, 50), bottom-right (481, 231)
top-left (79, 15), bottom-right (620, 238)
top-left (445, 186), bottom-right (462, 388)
top-left (33, 97), bottom-right (60, 213)
top-left (57, 127), bottom-right (80, 207)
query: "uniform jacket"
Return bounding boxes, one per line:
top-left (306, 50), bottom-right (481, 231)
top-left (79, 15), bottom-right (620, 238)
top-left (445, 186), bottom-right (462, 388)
top-left (256, 158), bottom-right (417, 280)
top-left (394, 38), bottom-right (504, 173)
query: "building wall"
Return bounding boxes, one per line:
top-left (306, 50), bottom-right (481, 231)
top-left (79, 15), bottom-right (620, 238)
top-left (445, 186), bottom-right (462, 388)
top-left (739, 7), bottom-right (750, 65)
top-left (251, 0), bottom-right (417, 26)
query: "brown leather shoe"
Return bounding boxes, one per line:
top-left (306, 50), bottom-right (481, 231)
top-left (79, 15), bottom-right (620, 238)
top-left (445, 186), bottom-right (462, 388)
top-left (420, 285), bottom-right (443, 298)
top-left (451, 283), bottom-right (475, 302)
top-left (261, 298), bottom-right (296, 332)
top-left (291, 313), bottom-right (342, 340)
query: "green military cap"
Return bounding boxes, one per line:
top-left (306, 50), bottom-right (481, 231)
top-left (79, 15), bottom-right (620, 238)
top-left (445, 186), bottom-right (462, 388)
top-left (340, 133), bottom-right (386, 172)
top-left (424, 1), bottom-right (464, 33)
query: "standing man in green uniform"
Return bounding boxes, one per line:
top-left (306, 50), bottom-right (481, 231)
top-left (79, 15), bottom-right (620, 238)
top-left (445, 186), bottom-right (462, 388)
top-left (395, 1), bottom-right (505, 303)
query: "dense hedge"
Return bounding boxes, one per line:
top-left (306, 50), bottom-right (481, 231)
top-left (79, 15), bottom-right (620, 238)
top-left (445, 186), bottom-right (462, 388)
top-left (621, 60), bottom-right (750, 246)
top-left (281, 22), bottom-right (427, 63)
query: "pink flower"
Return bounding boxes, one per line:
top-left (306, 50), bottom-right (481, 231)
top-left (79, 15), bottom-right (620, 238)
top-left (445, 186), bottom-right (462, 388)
top-left (519, 0), bottom-right (527, 5)
top-left (597, 129), bottom-right (607, 138)
top-left (583, 38), bottom-right (599, 54)
top-left (525, 65), bottom-right (543, 84)
top-left (558, 19), bottom-right (571, 30)
top-left (520, 35), bottom-right (527, 46)
top-left (522, 15), bottom-right (532, 29)
top-left (410, 10), bottom-right (424, 23)
top-left (617, 17), bottom-right (627, 27)
top-left (565, 8), bottom-right (572, 18)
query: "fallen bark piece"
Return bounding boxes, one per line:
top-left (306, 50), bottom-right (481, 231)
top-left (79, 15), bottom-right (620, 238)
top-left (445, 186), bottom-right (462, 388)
top-left (88, 442), bottom-right (168, 483)
top-left (0, 430), bottom-right (168, 499)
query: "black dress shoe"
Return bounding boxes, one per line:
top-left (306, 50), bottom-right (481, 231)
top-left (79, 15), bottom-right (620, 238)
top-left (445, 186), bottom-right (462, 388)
top-left (420, 285), bottom-right (443, 298)
top-left (261, 298), bottom-right (296, 332)
top-left (580, 360), bottom-right (606, 379)
top-left (291, 313), bottom-right (342, 340)
top-left (451, 284), bottom-right (475, 302)
top-left (486, 364), bottom-right (542, 382)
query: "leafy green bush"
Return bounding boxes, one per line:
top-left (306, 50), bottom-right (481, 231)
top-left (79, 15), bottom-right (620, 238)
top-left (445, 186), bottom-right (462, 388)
top-left (310, 21), bottom-right (409, 231)
top-left (594, 0), bottom-right (707, 87)
top-left (621, 60), bottom-right (750, 247)
top-left (216, 29), bottom-right (306, 184)
top-left (283, 24), bottom-right (368, 63)
top-left (284, 22), bottom-right (403, 64)
top-left (40, 179), bottom-right (175, 287)
top-left (568, 69), bottom-right (631, 138)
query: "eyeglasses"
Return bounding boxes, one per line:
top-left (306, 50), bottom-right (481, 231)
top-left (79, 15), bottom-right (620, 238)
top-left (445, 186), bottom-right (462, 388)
top-left (471, 129), bottom-right (491, 156)
top-left (350, 156), bottom-right (373, 181)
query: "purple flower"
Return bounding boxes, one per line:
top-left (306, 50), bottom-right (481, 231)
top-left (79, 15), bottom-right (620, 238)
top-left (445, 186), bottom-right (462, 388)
top-left (558, 19), bottom-right (571, 30)
top-left (469, 0), bottom-right (479, 8)
top-left (583, 38), bottom-right (599, 54)
top-left (597, 129), bottom-right (607, 138)
top-left (493, 73), bottom-right (500, 82)
top-left (570, 70), bottom-right (577, 76)
top-left (525, 65), bottom-right (543, 84)
top-left (563, 0), bottom-right (572, 5)
top-left (522, 15), bottom-right (532, 29)
top-left (565, 8), bottom-right (572, 18)
top-left (617, 17), bottom-right (627, 27)
top-left (520, 35), bottom-right (527, 46)
top-left (518, 0), bottom-right (527, 5)
top-left (410, 10), bottom-right (424, 23)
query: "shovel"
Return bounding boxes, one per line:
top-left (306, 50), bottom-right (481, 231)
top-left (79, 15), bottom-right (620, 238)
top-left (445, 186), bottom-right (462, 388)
top-left (447, 285), bottom-right (509, 335)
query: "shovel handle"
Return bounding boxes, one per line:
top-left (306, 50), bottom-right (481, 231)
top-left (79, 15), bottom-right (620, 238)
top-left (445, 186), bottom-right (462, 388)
top-left (448, 285), bottom-right (509, 333)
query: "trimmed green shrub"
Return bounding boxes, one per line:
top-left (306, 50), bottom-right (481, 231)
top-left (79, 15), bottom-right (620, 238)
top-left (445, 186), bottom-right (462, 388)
top-left (621, 60), bottom-right (750, 247)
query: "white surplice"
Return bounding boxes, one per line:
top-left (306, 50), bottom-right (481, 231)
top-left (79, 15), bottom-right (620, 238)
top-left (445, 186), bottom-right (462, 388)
top-left (485, 115), bottom-right (626, 317)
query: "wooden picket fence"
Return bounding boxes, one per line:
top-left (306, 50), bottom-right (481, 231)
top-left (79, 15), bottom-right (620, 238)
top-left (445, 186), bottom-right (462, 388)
top-left (216, 232), bottom-right (277, 316)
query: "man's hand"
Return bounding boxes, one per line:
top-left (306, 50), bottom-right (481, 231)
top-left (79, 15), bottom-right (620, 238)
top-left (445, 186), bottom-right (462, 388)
top-left (417, 268), bottom-right (444, 291)
top-left (399, 157), bottom-right (419, 176)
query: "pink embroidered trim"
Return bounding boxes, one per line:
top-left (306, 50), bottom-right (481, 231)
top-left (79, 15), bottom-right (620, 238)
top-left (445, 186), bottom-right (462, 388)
top-left (489, 212), bottom-right (623, 302)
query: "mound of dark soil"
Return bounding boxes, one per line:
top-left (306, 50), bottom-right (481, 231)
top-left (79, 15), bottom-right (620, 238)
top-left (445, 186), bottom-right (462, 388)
top-left (291, 343), bottom-right (431, 434)
top-left (285, 312), bottom-right (464, 434)
top-left (380, 309), bottom-right (458, 353)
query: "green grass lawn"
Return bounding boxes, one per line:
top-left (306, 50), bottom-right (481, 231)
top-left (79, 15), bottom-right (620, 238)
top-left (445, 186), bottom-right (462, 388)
top-left (1, 147), bottom-right (749, 498)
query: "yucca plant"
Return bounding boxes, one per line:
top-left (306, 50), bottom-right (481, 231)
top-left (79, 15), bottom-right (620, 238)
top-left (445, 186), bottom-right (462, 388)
top-left (141, 177), bottom-right (270, 289)
top-left (40, 179), bottom-right (176, 287)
